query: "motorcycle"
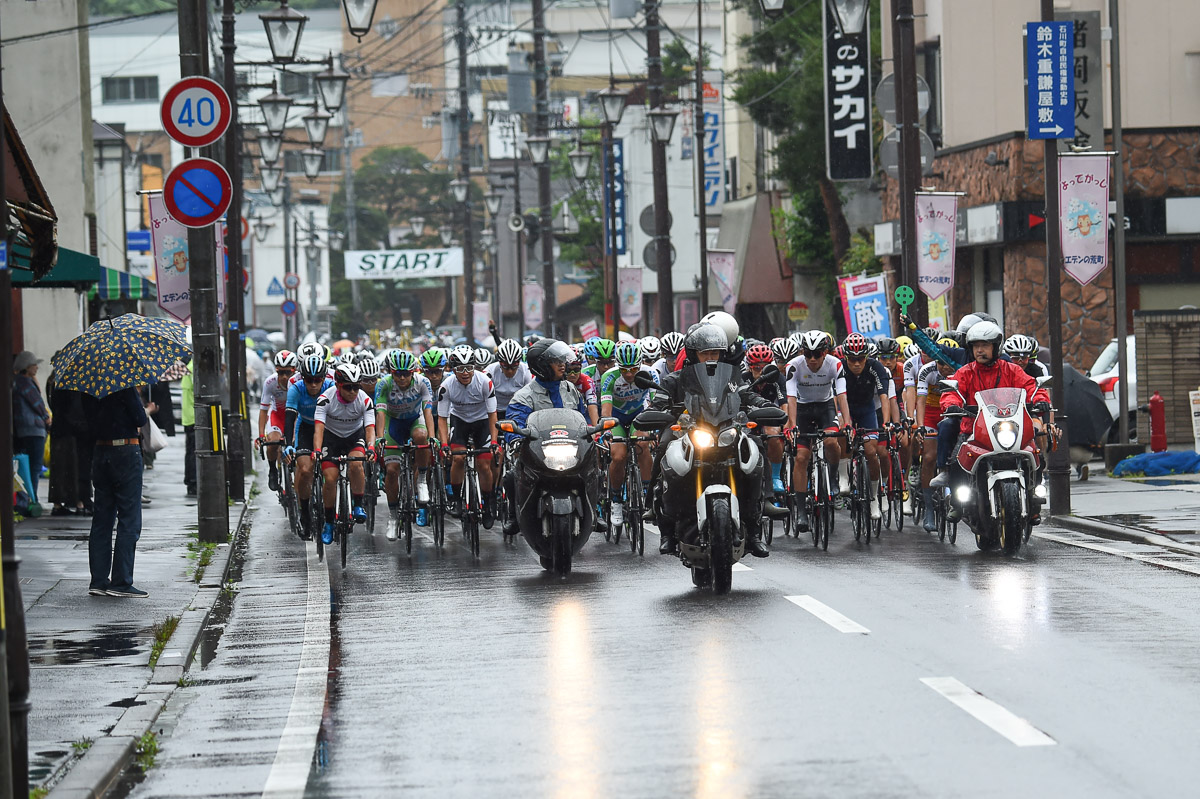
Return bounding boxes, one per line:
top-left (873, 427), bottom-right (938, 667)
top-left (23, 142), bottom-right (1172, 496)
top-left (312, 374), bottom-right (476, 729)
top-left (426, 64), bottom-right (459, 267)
top-left (941, 378), bottom-right (1052, 554)
top-left (635, 363), bottom-right (788, 594)
top-left (499, 409), bottom-right (614, 575)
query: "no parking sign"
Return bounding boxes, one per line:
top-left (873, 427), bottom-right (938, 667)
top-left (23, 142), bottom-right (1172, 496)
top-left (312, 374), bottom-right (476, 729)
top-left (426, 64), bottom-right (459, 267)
top-left (164, 158), bottom-right (232, 229)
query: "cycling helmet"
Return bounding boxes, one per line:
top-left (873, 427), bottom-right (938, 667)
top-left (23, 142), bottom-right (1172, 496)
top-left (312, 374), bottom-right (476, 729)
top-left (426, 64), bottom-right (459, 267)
top-left (965, 320), bottom-right (1004, 364)
top-left (358, 357), bottom-right (381, 381)
top-left (903, 343), bottom-right (922, 361)
top-left (843, 332), bottom-right (869, 357)
top-left (592, 338), bottom-right (616, 361)
top-left (875, 337), bottom-right (900, 357)
top-left (496, 339), bottom-right (524, 366)
top-left (788, 331), bottom-right (805, 347)
top-left (771, 337), bottom-right (799, 363)
top-left (354, 351), bottom-right (376, 366)
top-left (299, 354), bottom-right (326, 380)
top-left (895, 335), bottom-right (913, 352)
top-left (833, 345), bottom-right (845, 360)
top-left (615, 341), bottom-right (642, 368)
top-left (527, 339), bottom-right (573, 381)
top-left (583, 337), bottom-right (602, 360)
top-left (922, 327), bottom-right (940, 342)
top-left (387, 350), bottom-right (419, 373)
top-left (274, 350), bottom-right (298, 369)
top-left (800, 330), bottom-right (829, 355)
top-left (1003, 334), bottom-right (1038, 358)
top-left (297, 341), bottom-right (323, 361)
top-left (473, 348), bottom-right (494, 368)
top-left (659, 331), bottom-right (685, 359)
top-left (322, 344), bottom-right (333, 363)
top-left (448, 346), bottom-right (475, 369)
top-left (419, 348), bottom-right (446, 370)
top-left (941, 330), bottom-right (966, 346)
top-left (639, 336), bottom-right (662, 362)
top-left (333, 362), bottom-right (361, 385)
top-left (571, 342), bottom-right (587, 363)
top-left (866, 340), bottom-right (879, 358)
top-left (700, 311), bottom-right (739, 346)
top-left (683, 324), bottom-right (729, 364)
top-left (524, 334), bottom-right (543, 347)
top-left (746, 343), bottom-right (774, 366)
top-left (937, 336), bottom-right (961, 349)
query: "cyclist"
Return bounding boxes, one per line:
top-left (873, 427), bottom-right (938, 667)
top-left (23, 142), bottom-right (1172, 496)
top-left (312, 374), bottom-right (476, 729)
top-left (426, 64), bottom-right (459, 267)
top-left (639, 336), bottom-right (662, 371)
top-left (771, 336), bottom-right (800, 377)
top-left (786, 330), bottom-right (851, 532)
top-left (874, 337), bottom-right (911, 508)
top-left (474, 347), bottom-right (494, 373)
top-left (1003, 334), bottom-right (1048, 378)
top-left (583, 338), bottom-right (616, 381)
top-left (488, 339), bottom-right (531, 419)
top-left (419, 348), bottom-right (447, 395)
top-left (564, 350), bottom-right (599, 424)
top-left (312, 362), bottom-right (377, 545)
top-left (376, 350), bottom-right (436, 539)
top-left (840, 333), bottom-right (891, 521)
top-left (600, 341), bottom-right (659, 527)
top-left (258, 350), bottom-right (296, 492)
top-left (745, 342), bottom-right (788, 494)
top-left (437, 346), bottom-right (499, 527)
top-left (914, 345), bottom-right (959, 531)
top-left (658, 331), bottom-right (685, 376)
top-left (283, 354), bottom-right (336, 539)
top-left (358, 357), bottom-right (381, 408)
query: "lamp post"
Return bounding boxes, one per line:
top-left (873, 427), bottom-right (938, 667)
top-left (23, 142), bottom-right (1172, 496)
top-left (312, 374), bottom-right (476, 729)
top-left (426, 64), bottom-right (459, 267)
top-left (259, 130), bottom-right (283, 164)
top-left (531, 0), bottom-right (556, 337)
top-left (302, 107), bottom-right (333, 148)
top-left (260, 0), bottom-right (308, 64)
top-left (598, 87), bottom-right (627, 340)
top-left (342, 0), bottom-right (379, 41)
top-left (314, 54), bottom-right (350, 112)
top-left (258, 86), bottom-right (292, 135)
top-left (300, 148), bottom-right (324, 181)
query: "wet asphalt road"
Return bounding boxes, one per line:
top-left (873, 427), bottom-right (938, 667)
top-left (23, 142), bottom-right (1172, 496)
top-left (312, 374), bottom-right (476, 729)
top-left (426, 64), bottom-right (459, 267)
top-left (125, 494), bottom-right (1200, 799)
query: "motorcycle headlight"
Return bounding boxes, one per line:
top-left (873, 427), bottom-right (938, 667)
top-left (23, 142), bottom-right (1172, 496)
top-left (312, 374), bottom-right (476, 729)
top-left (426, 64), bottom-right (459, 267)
top-left (717, 428), bottom-right (739, 447)
top-left (1033, 483), bottom-right (1048, 499)
top-left (993, 421), bottom-right (1019, 451)
top-left (690, 429), bottom-right (715, 449)
top-left (542, 441), bottom-right (580, 471)
top-left (955, 485), bottom-right (973, 504)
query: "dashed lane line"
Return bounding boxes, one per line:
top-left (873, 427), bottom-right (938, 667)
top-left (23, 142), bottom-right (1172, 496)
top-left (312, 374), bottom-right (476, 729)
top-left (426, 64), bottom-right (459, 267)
top-left (784, 595), bottom-right (870, 634)
top-left (921, 677), bottom-right (1056, 747)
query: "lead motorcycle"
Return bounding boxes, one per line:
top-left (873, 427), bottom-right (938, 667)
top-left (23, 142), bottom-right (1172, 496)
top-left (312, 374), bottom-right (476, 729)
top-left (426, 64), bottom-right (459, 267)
top-left (500, 409), bottom-right (614, 575)
top-left (635, 363), bottom-right (787, 594)
top-left (941, 378), bottom-right (1052, 554)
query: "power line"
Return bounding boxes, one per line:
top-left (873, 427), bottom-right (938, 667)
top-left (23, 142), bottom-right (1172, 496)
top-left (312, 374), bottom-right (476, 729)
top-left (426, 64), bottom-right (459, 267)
top-left (0, 8), bottom-right (174, 47)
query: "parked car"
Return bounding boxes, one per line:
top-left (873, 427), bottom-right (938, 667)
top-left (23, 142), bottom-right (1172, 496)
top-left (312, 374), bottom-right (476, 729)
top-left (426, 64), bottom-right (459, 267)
top-left (1086, 335), bottom-right (1137, 440)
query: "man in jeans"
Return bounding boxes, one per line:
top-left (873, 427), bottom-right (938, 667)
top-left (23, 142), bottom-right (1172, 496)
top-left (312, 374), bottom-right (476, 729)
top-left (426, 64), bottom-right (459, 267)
top-left (181, 358), bottom-right (196, 495)
top-left (84, 386), bottom-right (150, 597)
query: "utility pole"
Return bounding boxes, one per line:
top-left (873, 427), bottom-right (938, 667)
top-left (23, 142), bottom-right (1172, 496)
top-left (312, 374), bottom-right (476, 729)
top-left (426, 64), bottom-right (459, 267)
top-left (456, 0), bottom-right (477, 341)
top-left (179, 0), bottom-right (229, 544)
top-left (220, 0), bottom-right (246, 502)
top-left (645, 0), bottom-right (673, 331)
top-left (892, 0), bottom-right (926, 326)
top-left (282, 177), bottom-right (294, 346)
top-left (512, 153), bottom-right (527, 334)
top-left (694, 0), bottom-right (708, 312)
top-left (308, 208), bottom-right (319, 335)
top-left (344, 83), bottom-right (361, 313)
top-left (532, 0), bottom-right (555, 337)
top-left (605, 122), bottom-right (620, 340)
top-left (1110, 0), bottom-right (1130, 445)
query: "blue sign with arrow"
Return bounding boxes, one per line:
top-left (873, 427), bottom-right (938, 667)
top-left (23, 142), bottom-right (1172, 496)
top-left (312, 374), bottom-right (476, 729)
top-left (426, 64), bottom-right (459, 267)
top-left (1025, 21), bottom-right (1075, 140)
top-left (266, 277), bottom-right (285, 297)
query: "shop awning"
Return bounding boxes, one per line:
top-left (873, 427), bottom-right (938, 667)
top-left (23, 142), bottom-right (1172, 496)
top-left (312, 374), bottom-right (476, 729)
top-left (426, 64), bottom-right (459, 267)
top-left (8, 245), bottom-right (98, 287)
top-left (712, 192), bottom-right (794, 307)
top-left (87, 266), bottom-right (156, 300)
top-left (5, 109), bottom-right (58, 280)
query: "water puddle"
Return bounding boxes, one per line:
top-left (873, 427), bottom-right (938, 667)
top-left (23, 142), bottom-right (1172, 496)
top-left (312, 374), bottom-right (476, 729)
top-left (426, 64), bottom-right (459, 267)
top-left (29, 748), bottom-right (70, 786)
top-left (28, 623), bottom-right (153, 666)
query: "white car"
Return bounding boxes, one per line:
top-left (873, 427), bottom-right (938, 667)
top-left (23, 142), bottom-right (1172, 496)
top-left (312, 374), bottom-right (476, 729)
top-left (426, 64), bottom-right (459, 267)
top-left (1087, 335), bottom-right (1137, 434)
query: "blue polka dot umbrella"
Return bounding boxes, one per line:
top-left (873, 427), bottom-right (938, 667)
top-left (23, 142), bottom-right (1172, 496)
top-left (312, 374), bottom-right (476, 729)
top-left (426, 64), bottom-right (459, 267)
top-left (51, 314), bottom-right (191, 399)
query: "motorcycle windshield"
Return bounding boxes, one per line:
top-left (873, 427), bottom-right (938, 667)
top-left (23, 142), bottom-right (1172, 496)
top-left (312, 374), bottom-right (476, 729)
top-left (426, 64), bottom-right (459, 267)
top-left (976, 387), bottom-right (1025, 419)
top-left (684, 362), bottom-right (740, 426)
top-left (527, 408), bottom-right (588, 439)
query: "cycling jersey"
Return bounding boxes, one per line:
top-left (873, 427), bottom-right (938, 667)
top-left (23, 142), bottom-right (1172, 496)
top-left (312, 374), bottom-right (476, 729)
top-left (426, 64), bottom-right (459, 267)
top-left (599, 366), bottom-right (658, 421)
top-left (314, 386), bottom-right (375, 439)
top-left (843, 359), bottom-right (890, 410)
top-left (1023, 359), bottom-right (1050, 379)
top-left (259, 373), bottom-right (289, 413)
top-left (582, 363), bottom-right (598, 380)
top-left (375, 373), bottom-right (433, 420)
top-left (902, 353), bottom-right (926, 388)
top-left (916, 360), bottom-right (947, 427)
top-left (286, 378), bottom-right (335, 426)
top-left (785, 354), bottom-right (846, 404)
top-left (486, 361), bottom-right (532, 412)
top-left (574, 373), bottom-right (598, 407)
top-left (650, 357), bottom-right (671, 383)
top-left (436, 371), bottom-right (496, 423)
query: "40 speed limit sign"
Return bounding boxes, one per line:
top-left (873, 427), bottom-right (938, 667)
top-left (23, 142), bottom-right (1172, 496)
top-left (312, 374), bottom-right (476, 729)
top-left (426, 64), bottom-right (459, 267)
top-left (161, 76), bottom-right (232, 147)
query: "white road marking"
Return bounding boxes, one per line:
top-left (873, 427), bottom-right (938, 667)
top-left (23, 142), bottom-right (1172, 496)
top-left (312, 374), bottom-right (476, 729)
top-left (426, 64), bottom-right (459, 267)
top-left (784, 595), bottom-right (870, 634)
top-left (732, 563), bottom-right (753, 572)
top-left (1034, 531), bottom-right (1200, 576)
top-left (921, 677), bottom-right (1056, 747)
top-left (261, 544), bottom-right (331, 798)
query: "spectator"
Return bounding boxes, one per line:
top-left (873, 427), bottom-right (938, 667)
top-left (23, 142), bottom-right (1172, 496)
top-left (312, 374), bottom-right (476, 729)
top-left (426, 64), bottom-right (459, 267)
top-left (83, 385), bottom-right (149, 598)
top-left (139, 386), bottom-right (160, 470)
top-left (181, 357), bottom-right (196, 496)
top-left (46, 363), bottom-right (93, 516)
top-left (150, 380), bottom-right (175, 436)
top-left (12, 351), bottom-right (51, 502)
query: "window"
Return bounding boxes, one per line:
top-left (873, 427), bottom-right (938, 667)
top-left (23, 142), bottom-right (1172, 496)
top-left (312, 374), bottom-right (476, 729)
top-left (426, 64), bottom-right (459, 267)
top-left (917, 39), bottom-right (943, 148)
top-left (102, 76), bottom-right (159, 104)
top-left (140, 153), bottom-right (164, 169)
top-left (281, 71), bottom-right (316, 99)
top-left (283, 149), bottom-right (344, 174)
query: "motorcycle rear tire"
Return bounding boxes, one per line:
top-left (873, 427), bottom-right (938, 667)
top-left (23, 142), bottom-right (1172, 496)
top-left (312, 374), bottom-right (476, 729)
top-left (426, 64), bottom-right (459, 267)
top-left (550, 514), bottom-right (573, 575)
top-left (999, 481), bottom-right (1024, 555)
top-left (710, 498), bottom-right (734, 595)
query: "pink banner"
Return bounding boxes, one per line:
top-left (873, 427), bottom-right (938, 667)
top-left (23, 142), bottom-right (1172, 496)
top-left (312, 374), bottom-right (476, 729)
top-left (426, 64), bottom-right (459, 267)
top-left (914, 194), bottom-right (957, 299)
top-left (150, 194), bottom-right (191, 323)
top-left (619, 267), bottom-right (643, 326)
top-left (522, 282), bottom-right (544, 331)
top-left (1059, 154), bottom-right (1110, 285)
top-left (214, 221), bottom-right (227, 316)
top-left (472, 301), bottom-right (490, 343)
top-left (707, 249), bottom-right (737, 313)
top-left (579, 319), bottom-right (600, 341)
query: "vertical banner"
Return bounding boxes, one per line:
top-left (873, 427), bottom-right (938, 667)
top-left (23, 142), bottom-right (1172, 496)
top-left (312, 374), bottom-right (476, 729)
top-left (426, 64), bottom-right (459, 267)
top-left (214, 221), bottom-right (228, 316)
top-left (700, 70), bottom-right (725, 214)
top-left (927, 294), bottom-right (949, 332)
top-left (472, 301), bottom-right (490, 343)
top-left (1025, 21), bottom-right (1075, 140)
top-left (837, 274), bottom-right (891, 337)
top-left (1059, 154), bottom-right (1111, 285)
top-left (678, 297), bottom-right (699, 331)
top-left (602, 139), bottom-right (627, 255)
top-left (522, 282), bottom-right (545, 332)
top-left (618, 266), bottom-right (643, 326)
top-left (823, 3), bottom-right (872, 180)
top-left (579, 319), bottom-right (600, 341)
top-left (914, 194), bottom-right (958, 299)
top-left (707, 249), bottom-right (737, 314)
top-left (1062, 11), bottom-right (1103, 151)
top-left (150, 194), bottom-right (191, 323)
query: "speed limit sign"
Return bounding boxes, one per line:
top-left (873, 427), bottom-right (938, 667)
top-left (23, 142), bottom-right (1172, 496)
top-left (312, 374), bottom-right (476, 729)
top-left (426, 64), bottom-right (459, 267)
top-left (161, 77), bottom-right (232, 147)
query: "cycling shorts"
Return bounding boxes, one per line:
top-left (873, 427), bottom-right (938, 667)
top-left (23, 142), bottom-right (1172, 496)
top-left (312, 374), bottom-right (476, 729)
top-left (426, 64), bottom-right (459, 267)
top-left (922, 405), bottom-right (943, 432)
top-left (384, 415), bottom-right (426, 447)
top-left (448, 415), bottom-right (493, 460)
top-left (266, 408), bottom-right (285, 436)
top-left (321, 428), bottom-right (366, 470)
top-left (610, 415), bottom-right (642, 442)
top-left (794, 400), bottom-right (838, 449)
top-left (295, 422), bottom-right (315, 455)
top-left (846, 404), bottom-right (880, 441)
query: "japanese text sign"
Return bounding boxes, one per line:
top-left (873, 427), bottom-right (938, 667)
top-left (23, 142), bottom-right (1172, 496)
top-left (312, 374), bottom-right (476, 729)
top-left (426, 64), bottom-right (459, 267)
top-left (700, 71), bottom-right (725, 214)
top-left (824, 3), bottom-right (872, 180)
top-left (603, 139), bottom-right (628, 255)
top-left (1025, 21), bottom-right (1075, 140)
top-left (914, 194), bottom-right (958, 300)
top-left (1059, 154), bottom-right (1111, 285)
top-left (838, 274), bottom-right (891, 338)
top-left (149, 194), bottom-right (191, 324)
top-left (1063, 11), bottom-right (1102, 151)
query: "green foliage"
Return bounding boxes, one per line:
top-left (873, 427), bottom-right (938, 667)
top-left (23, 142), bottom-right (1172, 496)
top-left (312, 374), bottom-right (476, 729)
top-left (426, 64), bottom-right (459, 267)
top-left (71, 738), bottom-right (93, 755)
top-left (30, 789), bottom-right (49, 799)
top-left (549, 125), bottom-right (608, 317)
top-left (148, 615), bottom-right (180, 668)
top-left (840, 232), bottom-right (882, 277)
top-left (135, 730), bottom-right (160, 772)
top-left (662, 38), bottom-right (714, 102)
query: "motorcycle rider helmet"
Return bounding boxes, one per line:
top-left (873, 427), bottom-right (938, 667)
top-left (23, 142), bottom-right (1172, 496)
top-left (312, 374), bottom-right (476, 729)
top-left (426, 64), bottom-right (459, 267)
top-left (659, 331), bottom-right (685, 359)
top-left (387, 350), bottom-right (419, 373)
top-left (274, 350), bottom-right (298, 369)
top-left (955, 313), bottom-right (982, 335)
top-left (700, 311), bottom-right (739, 346)
top-left (639, 336), bottom-right (662, 363)
top-left (358, 357), bottom-right (381, 381)
top-left (333, 362), bottom-right (361, 385)
top-left (473, 348), bottom-right (494, 368)
top-left (965, 320), bottom-right (1005, 364)
top-left (903, 343), bottom-right (922, 361)
top-left (592, 338), bottom-right (617, 362)
top-left (527, 339), bottom-right (573, 381)
top-left (1003, 334), bottom-right (1038, 358)
top-left (800, 330), bottom-right (829, 356)
top-left (683, 324), bottom-right (729, 365)
top-left (746, 343), bottom-right (774, 366)
top-left (496, 339), bottom-right (524, 366)
top-left (419, 348), bottom-right (446, 370)
top-left (299, 354), bottom-right (326, 381)
top-left (843, 332), bottom-right (869, 357)
top-left (615, 341), bottom-right (642, 369)
top-left (447, 346), bottom-right (475, 369)
top-left (874, 337), bottom-right (900, 357)
top-left (771, 337), bottom-right (800, 363)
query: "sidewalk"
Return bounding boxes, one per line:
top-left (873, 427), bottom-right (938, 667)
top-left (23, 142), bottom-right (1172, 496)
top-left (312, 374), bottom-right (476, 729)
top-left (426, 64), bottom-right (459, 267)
top-left (1053, 468), bottom-right (1200, 553)
top-left (18, 437), bottom-right (253, 795)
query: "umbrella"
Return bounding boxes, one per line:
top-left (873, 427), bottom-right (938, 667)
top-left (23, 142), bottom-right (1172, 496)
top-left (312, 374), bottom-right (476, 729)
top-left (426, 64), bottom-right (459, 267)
top-left (332, 338), bottom-right (355, 352)
top-left (1062, 363), bottom-right (1112, 448)
top-left (245, 328), bottom-right (271, 343)
top-left (51, 314), bottom-right (191, 398)
top-left (158, 359), bottom-right (190, 382)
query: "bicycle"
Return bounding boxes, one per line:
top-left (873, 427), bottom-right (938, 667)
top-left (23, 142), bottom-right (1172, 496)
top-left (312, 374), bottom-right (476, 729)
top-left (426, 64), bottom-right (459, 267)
top-left (793, 430), bottom-right (843, 551)
top-left (426, 442), bottom-right (447, 548)
top-left (449, 444), bottom-right (492, 558)
top-left (380, 441), bottom-right (423, 555)
top-left (610, 433), bottom-right (649, 556)
top-left (880, 422), bottom-right (907, 532)
top-left (259, 439), bottom-right (302, 539)
top-left (324, 453), bottom-right (367, 568)
top-left (760, 431), bottom-right (792, 545)
top-left (845, 427), bottom-right (882, 544)
top-left (596, 436), bottom-right (615, 543)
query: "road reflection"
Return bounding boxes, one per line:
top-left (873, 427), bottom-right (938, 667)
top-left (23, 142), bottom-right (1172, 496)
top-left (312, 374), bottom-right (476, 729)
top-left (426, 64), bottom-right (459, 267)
top-left (985, 567), bottom-right (1050, 649)
top-left (694, 635), bottom-right (743, 799)
top-left (547, 598), bottom-right (600, 799)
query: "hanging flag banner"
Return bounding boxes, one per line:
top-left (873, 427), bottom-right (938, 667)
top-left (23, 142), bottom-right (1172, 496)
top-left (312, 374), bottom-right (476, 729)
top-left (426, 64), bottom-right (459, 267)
top-left (1059, 153), bottom-right (1111, 285)
top-left (150, 194), bottom-right (192, 323)
top-left (472, 301), bottom-right (491, 344)
top-left (707, 249), bottom-right (737, 314)
top-left (343, 248), bottom-right (464, 280)
top-left (618, 266), bottom-right (643, 326)
top-left (914, 193), bottom-right (958, 299)
top-left (523, 282), bottom-right (545, 331)
top-left (694, 71), bottom-right (725, 214)
top-left (837, 273), bottom-right (891, 337)
top-left (579, 319), bottom-right (600, 341)
top-left (927, 294), bottom-right (949, 332)
top-left (214, 221), bottom-right (228, 316)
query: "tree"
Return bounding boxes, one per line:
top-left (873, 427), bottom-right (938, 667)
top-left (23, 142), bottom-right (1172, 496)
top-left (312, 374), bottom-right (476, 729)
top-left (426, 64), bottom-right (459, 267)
top-left (546, 126), bottom-right (607, 318)
top-left (662, 37), bottom-right (713, 101)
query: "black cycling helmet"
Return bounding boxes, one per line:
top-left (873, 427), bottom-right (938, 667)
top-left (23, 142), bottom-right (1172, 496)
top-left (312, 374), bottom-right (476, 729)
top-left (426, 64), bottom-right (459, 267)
top-left (527, 339), bottom-right (573, 381)
top-left (874, 336), bottom-right (900, 357)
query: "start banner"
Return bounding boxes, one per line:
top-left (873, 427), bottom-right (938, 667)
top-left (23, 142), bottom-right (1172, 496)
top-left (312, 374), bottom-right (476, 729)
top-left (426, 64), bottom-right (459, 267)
top-left (344, 248), bottom-right (464, 280)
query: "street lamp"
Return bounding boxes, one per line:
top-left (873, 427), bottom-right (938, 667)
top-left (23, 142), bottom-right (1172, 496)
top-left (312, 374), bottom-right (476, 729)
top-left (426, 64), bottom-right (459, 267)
top-left (329, 230), bottom-right (346, 249)
top-left (305, 242), bottom-right (321, 264)
top-left (525, 135), bottom-right (551, 166)
top-left (828, 0), bottom-right (867, 34)
top-left (314, 55), bottom-right (350, 112)
top-left (409, 216), bottom-right (426, 237)
top-left (301, 148), bottom-right (325, 180)
top-left (254, 220), bottom-right (273, 243)
top-left (440, 228), bottom-right (453, 246)
top-left (450, 177), bottom-right (469, 204)
top-left (259, 131), bottom-right (283, 165)
top-left (759, 0), bottom-right (785, 18)
top-left (480, 228), bottom-right (496, 250)
top-left (303, 107), bottom-right (333, 147)
top-left (342, 0), bottom-right (379, 41)
top-left (270, 188), bottom-right (285, 207)
top-left (484, 191), bottom-right (503, 216)
top-left (568, 142), bottom-right (592, 180)
top-left (648, 108), bottom-right (680, 143)
top-left (260, 1), bottom-right (308, 64)
top-left (260, 164), bottom-right (283, 192)
top-left (258, 89), bottom-right (292, 135)
top-left (598, 87), bottom-right (628, 126)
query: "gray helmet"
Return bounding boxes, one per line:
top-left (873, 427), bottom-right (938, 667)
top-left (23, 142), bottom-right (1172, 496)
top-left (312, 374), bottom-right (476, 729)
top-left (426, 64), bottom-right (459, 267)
top-left (527, 339), bottom-right (572, 381)
top-left (683, 323), bottom-right (729, 364)
top-left (965, 321), bottom-right (1004, 364)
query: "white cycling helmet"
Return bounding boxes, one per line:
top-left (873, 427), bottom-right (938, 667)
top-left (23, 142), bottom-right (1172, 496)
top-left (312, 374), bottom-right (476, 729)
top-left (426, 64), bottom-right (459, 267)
top-left (273, 350), bottom-right (298, 369)
top-left (333, 362), bottom-right (361, 385)
top-left (495, 339), bottom-right (524, 366)
top-left (447, 346), bottom-right (475, 369)
top-left (903, 343), bottom-right (922, 361)
top-left (799, 330), bottom-right (829, 354)
top-left (639, 336), bottom-right (662, 362)
top-left (1003, 334), bottom-right (1038, 358)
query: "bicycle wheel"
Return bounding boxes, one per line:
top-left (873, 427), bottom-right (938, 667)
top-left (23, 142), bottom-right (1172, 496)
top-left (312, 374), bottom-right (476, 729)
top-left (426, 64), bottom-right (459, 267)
top-left (599, 462), bottom-right (613, 543)
top-left (821, 500), bottom-right (832, 551)
top-left (937, 494), bottom-right (947, 542)
top-left (849, 458), bottom-right (863, 542)
top-left (312, 475), bottom-right (325, 559)
top-left (892, 451), bottom-right (905, 531)
top-left (464, 473), bottom-right (480, 557)
top-left (401, 465), bottom-right (414, 555)
top-left (338, 479), bottom-right (350, 569)
top-left (431, 465), bottom-right (446, 548)
top-left (626, 457), bottom-right (643, 555)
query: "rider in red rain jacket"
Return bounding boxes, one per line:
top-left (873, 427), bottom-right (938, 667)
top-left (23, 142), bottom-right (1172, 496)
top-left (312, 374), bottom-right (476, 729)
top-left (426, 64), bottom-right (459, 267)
top-left (940, 321), bottom-right (1050, 432)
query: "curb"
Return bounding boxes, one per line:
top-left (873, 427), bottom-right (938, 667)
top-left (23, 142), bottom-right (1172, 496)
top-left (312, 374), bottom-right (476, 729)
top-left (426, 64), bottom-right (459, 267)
top-left (47, 490), bottom-right (257, 799)
top-left (1049, 514), bottom-right (1200, 558)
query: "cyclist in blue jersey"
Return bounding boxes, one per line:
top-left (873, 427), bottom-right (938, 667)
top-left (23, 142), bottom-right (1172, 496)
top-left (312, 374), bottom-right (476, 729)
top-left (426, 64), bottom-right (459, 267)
top-left (283, 353), bottom-right (335, 537)
top-left (599, 341), bottom-right (659, 527)
top-left (376, 350), bottom-right (436, 536)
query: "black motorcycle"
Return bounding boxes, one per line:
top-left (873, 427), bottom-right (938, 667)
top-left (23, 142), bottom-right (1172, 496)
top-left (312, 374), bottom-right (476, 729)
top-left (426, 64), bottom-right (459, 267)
top-left (500, 409), bottom-right (614, 574)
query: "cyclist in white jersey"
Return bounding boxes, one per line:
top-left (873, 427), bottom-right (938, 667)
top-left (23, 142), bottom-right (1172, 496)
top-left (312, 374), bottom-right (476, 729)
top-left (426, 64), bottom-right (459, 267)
top-left (437, 347), bottom-right (499, 527)
top-left (487, 340), bottom-right (532, 488)
top-left (312, 362), bottom-right (377, 545)
top-left (258, 351), bottom-right (296, 491)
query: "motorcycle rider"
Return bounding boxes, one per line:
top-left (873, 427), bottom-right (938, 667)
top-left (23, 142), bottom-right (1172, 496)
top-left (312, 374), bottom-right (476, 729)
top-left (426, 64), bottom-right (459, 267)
top-left (647, 324), bottom-right (775, 559)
